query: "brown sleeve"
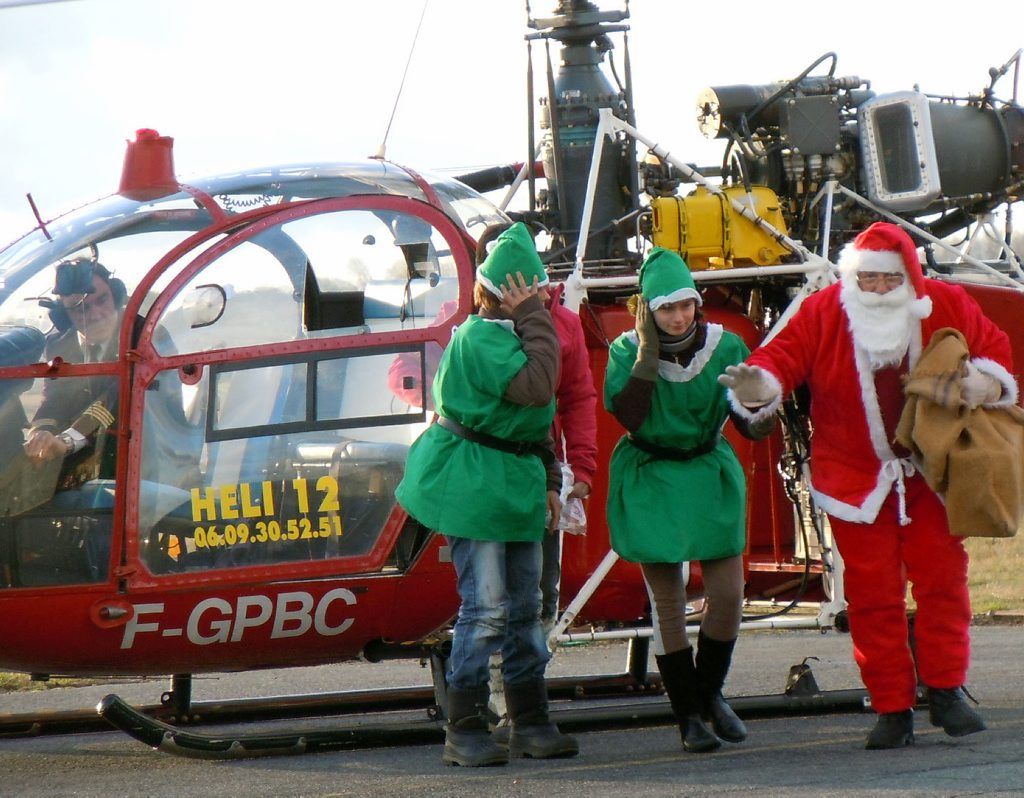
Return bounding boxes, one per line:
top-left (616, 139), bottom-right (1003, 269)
top-left (543, 431), bottom-right (562, 491)
top-left (610, 375), bottom-right (656, 432)
top-left (503, 295), bottom-right (560, 407)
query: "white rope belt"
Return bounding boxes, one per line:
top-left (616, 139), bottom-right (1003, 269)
top-left (882, 458), bottom-right (918, 526)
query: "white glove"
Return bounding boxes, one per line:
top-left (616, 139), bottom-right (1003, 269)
top-left (718, 364), bottom-right (780, 408)
top-left (961, 361), bottom-right (1001, 408)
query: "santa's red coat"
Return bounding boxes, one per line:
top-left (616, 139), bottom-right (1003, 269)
top-left (740, 279), bottom-right (1015, 523)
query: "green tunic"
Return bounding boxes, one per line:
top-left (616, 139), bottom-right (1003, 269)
top-left (604, 324), bottom-right (750, 563)
top-left (396, 315), bottom-right (555, 542)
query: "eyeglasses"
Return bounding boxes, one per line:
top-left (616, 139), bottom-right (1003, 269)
top-left (856, 271), bottom-right (905, 288)
top-left (61, 288), bottom-right (114, 316)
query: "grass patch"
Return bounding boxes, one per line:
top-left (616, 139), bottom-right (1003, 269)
top-left (0, 673), bottom-right (151, 694)
top-left (0, 673), bottom-right (99, 693)
top-left (966, 533), bottom-right (1024, 614)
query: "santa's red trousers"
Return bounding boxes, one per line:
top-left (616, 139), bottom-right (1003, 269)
top-left (828, 474), bottom-right (972, 714)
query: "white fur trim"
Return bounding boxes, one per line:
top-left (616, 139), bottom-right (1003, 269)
top-left (908, 319), bottom-right (923, 366)
top-left (648, 287), bottom-right (702, 310)
top-left (660, 323), bottom-right (722, 382)
top-left (837, 247), bottom-right (905, 278)
top-left (850, 339), bottom-right (897, 460)
top-left (810, 459), bottom-right (916, 524)
top-left (908, 295), bottom-right (933, 319)
top-left (480, 317), bottom-right (516, 334)
top-left (726, 368), bottom-right (783, 425)
top-left (476, 268), bottom-right (549, 299)
top-left (624, 324), bottom-right (723, 383)
top-left (810, 481), bottom-right (890, 523)
top-left (971, 357), bottom-right (1019, 407)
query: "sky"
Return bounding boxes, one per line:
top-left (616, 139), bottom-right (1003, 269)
top-left (1, 0), bottom-right (1022, 247)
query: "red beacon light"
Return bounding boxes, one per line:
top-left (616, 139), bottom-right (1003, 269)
top-left (118, 128), bottom-right (179, 201)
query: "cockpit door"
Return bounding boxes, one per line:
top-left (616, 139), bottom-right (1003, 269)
top-left (123, 196), bottom-right (473, 587)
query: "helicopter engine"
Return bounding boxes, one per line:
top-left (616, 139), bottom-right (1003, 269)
top-left (649, 56), bottom-right (1024, 262)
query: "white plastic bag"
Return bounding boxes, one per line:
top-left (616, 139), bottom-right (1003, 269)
top-left (557, 463), bottom-right (587, 535)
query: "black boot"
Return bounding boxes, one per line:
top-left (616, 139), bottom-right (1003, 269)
top-left (695, 631), bottom-right (748, 743)
top-left (865, 710), bottom-right (915, 750)
top-left (442, 686), bottom-right (510, 767)
top-left (504, 679), bottom-right (579, 758)
top-left (655, 647), bottom-right (721, 753)
top-left (928, 687), bottom-right (986, 737)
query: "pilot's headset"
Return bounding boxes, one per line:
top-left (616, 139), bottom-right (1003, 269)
top-left (41, 257), bottom-right (128, 333)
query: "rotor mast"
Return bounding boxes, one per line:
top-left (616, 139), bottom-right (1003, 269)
top-left (527, 1), bottom-right (637, 269)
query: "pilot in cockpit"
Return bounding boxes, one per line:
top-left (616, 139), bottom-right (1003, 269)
top-left (23, 257), bottom-right (128, 479)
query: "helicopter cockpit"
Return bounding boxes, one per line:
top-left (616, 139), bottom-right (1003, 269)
top-left (0, 160), bottom-right (504, 590)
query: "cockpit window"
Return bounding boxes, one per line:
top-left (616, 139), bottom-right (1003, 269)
top-left (0, 193), bottom-right (205, 282)
top-left (136, 346), bottom-right (429, 576)
top-left (429, 180), bottom-right (508, 239)
top-left (152, 208), bottom-right (462, 356)
top-left (0, 227), bottom-right (212, 354)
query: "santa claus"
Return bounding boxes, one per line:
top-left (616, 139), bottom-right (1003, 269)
top-left (720, 221), bottom-right (1016, 749)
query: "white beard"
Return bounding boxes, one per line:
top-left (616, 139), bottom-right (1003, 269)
top-left (840, 279), bottom-right (915, 369)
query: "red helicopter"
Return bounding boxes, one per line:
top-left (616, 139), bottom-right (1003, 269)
top-left (1, 0), bottom-right (1022, 752)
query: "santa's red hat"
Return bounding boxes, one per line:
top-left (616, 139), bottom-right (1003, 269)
top-left (838, 221), bottom-right (932, 318)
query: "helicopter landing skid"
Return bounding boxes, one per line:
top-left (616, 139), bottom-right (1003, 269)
top-left (97, 674), bottom-right (872, 760)
top-left (0, 669), bottom-right (658, 739)
top-left (97, 694), bottom-right (445, 759)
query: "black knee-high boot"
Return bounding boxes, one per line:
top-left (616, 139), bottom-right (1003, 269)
top-left (655, 646), bottom-right (721, 753)
top-left (695, 631), bottom-right (747, 743)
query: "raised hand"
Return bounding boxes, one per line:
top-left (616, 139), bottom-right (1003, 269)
top-left (499, 271), bottom-right (540, 315)
top-left (961, 361), bottom-right (1001, 408)
top-left (717, 364), bottom-right (780, 407)
top-left (635, 298), bottom-right (659, 361)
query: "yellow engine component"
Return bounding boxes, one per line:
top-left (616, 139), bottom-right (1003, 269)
top-left (650, 186), bottom-right (791, 271)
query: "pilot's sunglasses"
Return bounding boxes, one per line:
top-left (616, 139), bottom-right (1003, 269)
top-left (61, 289), bottom-right (113, 314)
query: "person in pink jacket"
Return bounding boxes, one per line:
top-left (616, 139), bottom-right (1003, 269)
top-left (536, 278), bottom-right (598, 618)
top-left (720, 222), bottom-right (1015, 750)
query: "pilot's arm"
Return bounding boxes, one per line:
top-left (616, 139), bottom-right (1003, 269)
top-left (26, 334), bottom-right (117, 467)
top-left (26, 399), bottom-right (112, 465)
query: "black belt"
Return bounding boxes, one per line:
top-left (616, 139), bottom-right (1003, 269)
top-left (627, 434), bottom-right (720, 462)
top-left (437, 416), bottom-right (555, 468)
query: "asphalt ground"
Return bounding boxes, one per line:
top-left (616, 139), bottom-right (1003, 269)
top-left (1, 625), bottom-right (1022, 797)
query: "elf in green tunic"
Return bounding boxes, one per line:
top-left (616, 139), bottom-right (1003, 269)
top-left (396, 222), bottom-right (578, 768)
top-left (604, 247), bottom-right (770, 754)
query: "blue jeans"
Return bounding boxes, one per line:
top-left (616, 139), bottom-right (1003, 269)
top-left (446, 536), bottom-right (550, 690)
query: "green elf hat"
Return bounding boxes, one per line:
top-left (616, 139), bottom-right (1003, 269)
top-left (639, 247), bottom-right (701, 310)
top-left (476, 222), bottom-right (549, 298)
